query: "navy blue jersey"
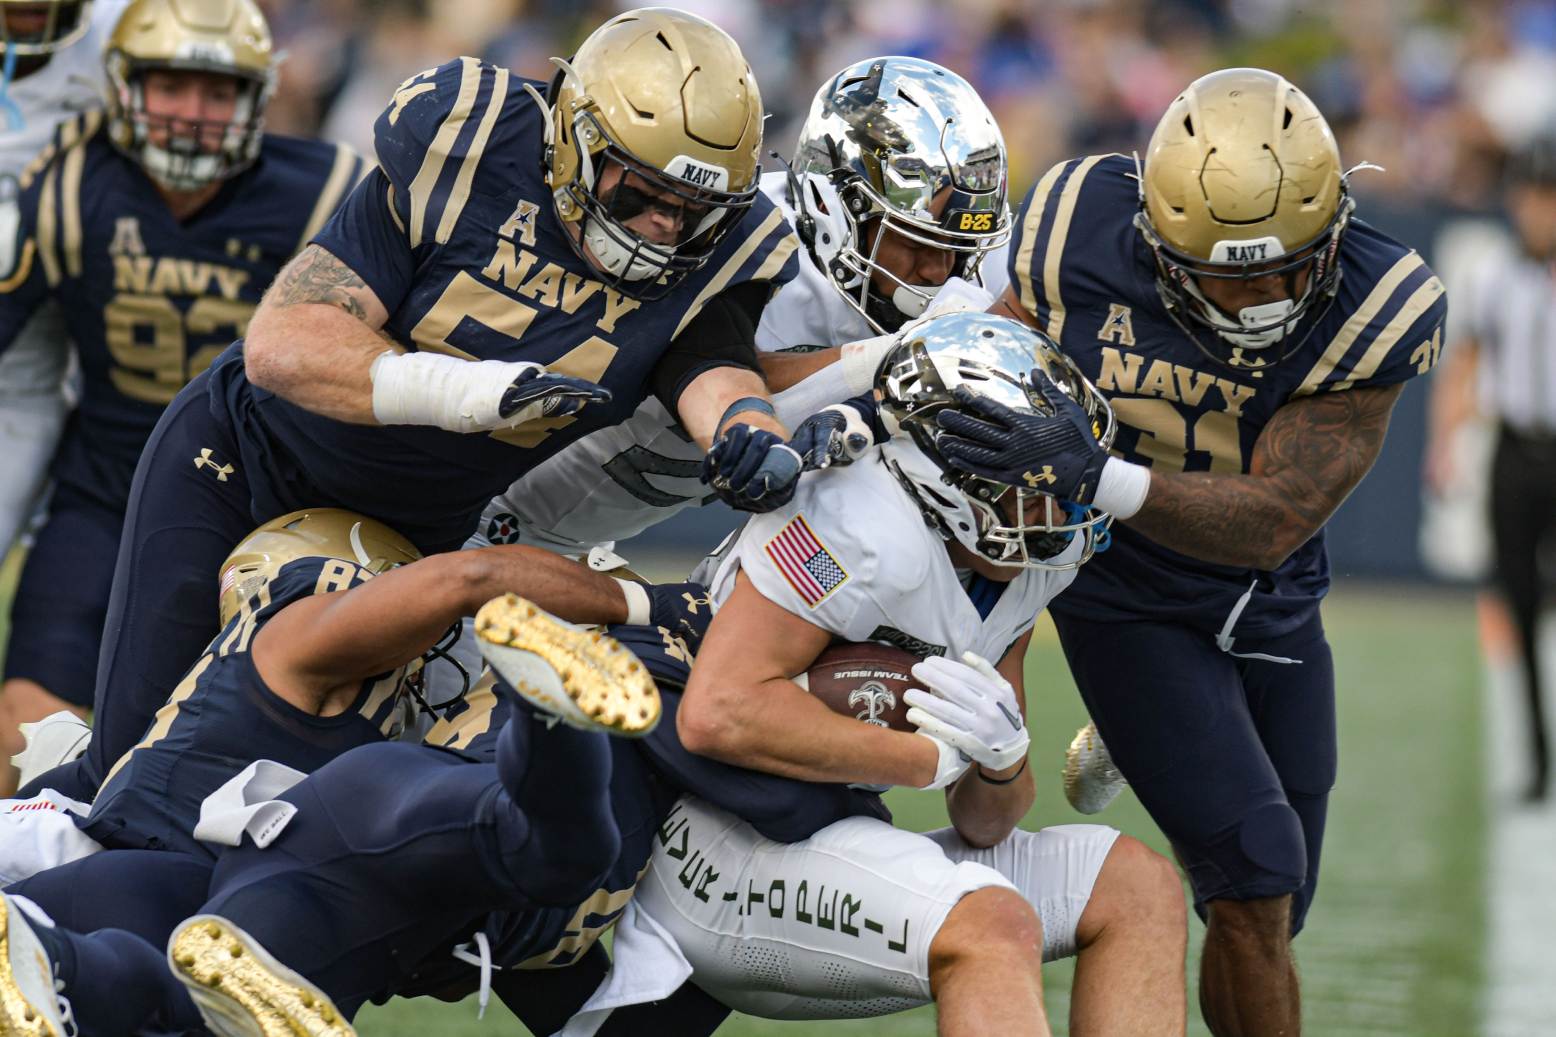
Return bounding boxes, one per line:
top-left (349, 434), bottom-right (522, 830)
top-left (232, 57), bottom-right (799, 549)
top-left (81, 556), bottom-right (406, 857)
top-left (1009, 154), bottom-right (1446, 635)
top-left (0, 111), bottom-right (365, 512)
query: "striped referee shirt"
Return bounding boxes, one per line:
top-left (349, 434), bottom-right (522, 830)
top-left (1468, 247), bottom-right (1556, 435)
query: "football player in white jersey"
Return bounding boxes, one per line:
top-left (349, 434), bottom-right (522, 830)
top-left (0, 0), bottom-right (128, 549)
top-left (463, 56), bottom-right (1011, 556)
top-left (0, 0), bottom-right (128, 788)
top-left (595, 313), bottom-right (1186, 1036)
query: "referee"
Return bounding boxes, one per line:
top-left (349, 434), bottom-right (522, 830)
top-left (1433, 135), bottom-right (1556, 803)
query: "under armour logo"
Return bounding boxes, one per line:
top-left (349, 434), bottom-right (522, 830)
top-left (681, 591), bottom-right (711, 614)
top-left (193, 448), bottom-right (235, 482)
top-left (849, 681), bottom-right (896, 727)
top-left (1022, 467), bottom-right (1057, 488)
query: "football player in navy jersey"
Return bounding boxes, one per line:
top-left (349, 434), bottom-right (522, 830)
top-left (0, 0), bottom-right (368, 796)
top-left (21, 8), bottom-right (827, 803)
top-left (931, 69), bottom-right (1445, 1035)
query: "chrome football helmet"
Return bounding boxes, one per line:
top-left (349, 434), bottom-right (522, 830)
top-left (105, 0), bottom-right (275, 191)
top-left (1136, 67), bottom-right (1355, 371)
top-left (790, 56), bottom-right (1009, 334)
top-left (877, 311), bottom-right (1115, 571)
top-left (0, 0), bottom-right (91, 57)
top-left (535, 7), bottom-right (763, 300)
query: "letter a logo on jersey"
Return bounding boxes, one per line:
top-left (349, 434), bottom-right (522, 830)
top-left (1098, 303), bottom-right (1135, 347)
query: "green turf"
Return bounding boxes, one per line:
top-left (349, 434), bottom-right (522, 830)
top-left (354, 584), bottom-right (1484, 1037)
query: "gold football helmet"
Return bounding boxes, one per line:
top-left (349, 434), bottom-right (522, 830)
top-left (218, 508), bottom-right (420, 627)
top-left (0, 0), bottom-right (91, 56)
top-left (1136, 67), bottom-right (1353, 369)
top-left (535, 7), bottom-right (763, 299)
top-left (105, 0), bottom-right (274, 190)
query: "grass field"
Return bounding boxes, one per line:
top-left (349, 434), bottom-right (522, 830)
top-left (344, 582), bottom-right (1485, 1037)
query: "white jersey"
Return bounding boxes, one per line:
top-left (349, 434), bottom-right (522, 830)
top-left (465, 171), bottom-right (1010, 553)
top-left (704, 452), bottom-right (1077, 660)
top-left (0, 0), bottom-right (125, 180)
top-left (0, 0), bottom-right (129, 556)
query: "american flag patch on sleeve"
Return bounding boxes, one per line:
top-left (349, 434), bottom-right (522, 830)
top-left (765, 514), bottom-right (849, 608)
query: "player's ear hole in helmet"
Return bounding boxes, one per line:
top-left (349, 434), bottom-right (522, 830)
top-left (788, 56), bottom-right (1010, 335)
top-left (0, 0), bottom-right (92, 57)
top-left (1135, 67), bottom-right (1368, 372)
top-left (523, 7), bottom-right (763, 301)
top-left (104, 0), bottom-right (275, 192)
top-left (876, 311), bottom-right (1115, 572)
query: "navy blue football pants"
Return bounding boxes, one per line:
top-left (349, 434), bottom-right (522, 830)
top-left (19, 371), bottom-right (469, 802)
top-left (3, 482), bottom-right (123, 708)
top-left (1052, 609), bottom-right (1336, 934)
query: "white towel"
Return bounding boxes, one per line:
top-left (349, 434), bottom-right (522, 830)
top-left (554, 900), bottom-right (694, 1037)
top-left (192, 760), bottom-right (308, 849)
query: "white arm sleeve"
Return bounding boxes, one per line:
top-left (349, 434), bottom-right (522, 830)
top-left (369, 350), bottom-right (545, 432)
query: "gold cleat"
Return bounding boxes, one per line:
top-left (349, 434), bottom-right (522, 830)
top-left (0, 895), bottom-right (69, 1037)
top-left (474, 593), bottom-right (661, 737)
top-left (1062, 720), bottom-right (1128, 815)
top-left (168, 916), bottom-right (355, 1037)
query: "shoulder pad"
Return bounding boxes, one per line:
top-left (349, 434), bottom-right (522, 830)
top-left (372, 57), bottom-right (522, 248)
top-left (263, 135), bottom-right (371, 252)
top-left (1290, 226), bottom-right (1447, 396)
top-left (1007, 153), bottom-right (1135, 334)
top-left (672, 193), bottom-right (801, 340)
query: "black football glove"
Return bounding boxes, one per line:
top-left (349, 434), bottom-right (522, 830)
top-left (935, 383), bottom-right (1108, 503)
top-left (645, 580), bottom-right (715, 649)
top-left (497, 366), bottom-right (613, 426)
top-left (701, 424), bottom-right (804, 513)
top-left (786, 394), bottom-right (887, 472)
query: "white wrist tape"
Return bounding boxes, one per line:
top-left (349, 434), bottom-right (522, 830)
top-left (1094, 456), bottom-right (1151, 520)
top-left (369, 350), bottom-right (543, 433)
top-left (918, 733), bottom-right (972, 790)
top-left (613, 577), bottom-right (652, 626)
top-left (840, 333), bottom-right (900, 395)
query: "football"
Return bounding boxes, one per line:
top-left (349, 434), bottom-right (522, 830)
top-left (801, 643), bottom-right (925, 733)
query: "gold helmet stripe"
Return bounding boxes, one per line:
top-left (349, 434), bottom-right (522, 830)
top-left (1292, 251), bottom-right (1425, 396)
top-left (670, 206), bottom-right (792, 339)
top-left (296, 142), bottom-right (365, 252)
top-left (1039, 154), bottom-right (1108, 342)
top-left (1329, 274), bottom-right (1445, 392)
top-left (406, 55), bottom-right (482, 249)
top-left (1013, 158), bottom-right (1068, 320)
top-left (436, 66), bottom-right (509, 246)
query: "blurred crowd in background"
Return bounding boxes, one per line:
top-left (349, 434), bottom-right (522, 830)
top-left (255, 0), bottom-right (1556, 219)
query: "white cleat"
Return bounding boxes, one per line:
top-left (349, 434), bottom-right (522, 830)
top-left (11, 714), bottom-right (91, 791)
top-left (168, 915), bottom-right (354, 1037)
top-left (474, 594), bottom-right (661, 737)
top-left (1062, 721), bottom-right (1128, 815)
top-left (0, 893), bottom-right (72, 1037)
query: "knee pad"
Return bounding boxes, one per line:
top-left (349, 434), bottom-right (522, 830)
top-left (1237, 802), bottom-right (1307, 886)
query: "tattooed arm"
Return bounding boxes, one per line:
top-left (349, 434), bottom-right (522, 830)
top-left (243, 245), bottom-right (395, 424)
top-left (1125, 382), bottom-right (1405, 570)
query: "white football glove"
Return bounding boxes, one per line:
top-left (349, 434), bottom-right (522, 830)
top-left (905, 652), bottom-right (1030, 773)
